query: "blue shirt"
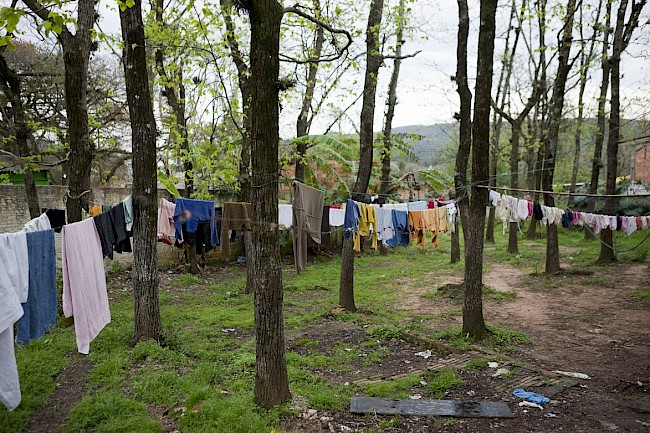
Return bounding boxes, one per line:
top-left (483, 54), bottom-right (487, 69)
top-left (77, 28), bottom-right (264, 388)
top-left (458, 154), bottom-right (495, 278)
top-left (173, 198), bottom-right (219, 246)
top-left (343, 199), bottom-right (360, 239)
top-left (386, 210), bottom-right (409, 248)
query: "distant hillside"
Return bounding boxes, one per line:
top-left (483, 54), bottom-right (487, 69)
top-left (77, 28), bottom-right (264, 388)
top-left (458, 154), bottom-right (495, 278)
top-left (392, 123), bottom-right (458, 166)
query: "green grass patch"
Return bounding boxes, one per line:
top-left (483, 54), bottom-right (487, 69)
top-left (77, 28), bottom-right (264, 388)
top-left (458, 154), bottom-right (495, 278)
top-left (423, 368), bottom-right (464, 398)
top-left (171, 273), bottom-right (203, 288)
top-left (365, 374), bottom-right (421, 399)
top-left (61, 392), bottom-right (161, 433)
top-left (631, 288), bottom-right (650, 301)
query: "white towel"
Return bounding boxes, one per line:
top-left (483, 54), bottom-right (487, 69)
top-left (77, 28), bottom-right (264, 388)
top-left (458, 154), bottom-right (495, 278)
top-left (62, 218), bottom-right (111, 355)
top-left (22, 213), bottom-right (51, 232)
top-left (278, 204), bottom-right (293, 230)
top-left (329, 208), bottom-right (345, 227)
top-left (0, 263), bottom-right (24, 411)
top-left (0, 232), bottom-right (29, 303)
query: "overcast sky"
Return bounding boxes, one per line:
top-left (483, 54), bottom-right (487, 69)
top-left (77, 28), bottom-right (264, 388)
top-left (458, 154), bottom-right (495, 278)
top-left (12, 0), bottom-right (650, 138)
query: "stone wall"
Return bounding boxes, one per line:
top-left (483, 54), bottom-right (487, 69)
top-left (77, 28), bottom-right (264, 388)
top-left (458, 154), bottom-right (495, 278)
top-left (0, 185), bottom-right (180, 269)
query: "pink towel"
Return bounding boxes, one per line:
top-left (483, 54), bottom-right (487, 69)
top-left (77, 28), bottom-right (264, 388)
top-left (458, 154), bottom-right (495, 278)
top-left (62, 218), bottom-right (110, 354)
top-left (157, 198), bottom-right (177, 240)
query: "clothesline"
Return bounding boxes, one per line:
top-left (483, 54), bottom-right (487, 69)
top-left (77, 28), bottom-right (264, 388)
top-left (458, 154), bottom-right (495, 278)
top-left (477, 184), bottom-right (650, 198)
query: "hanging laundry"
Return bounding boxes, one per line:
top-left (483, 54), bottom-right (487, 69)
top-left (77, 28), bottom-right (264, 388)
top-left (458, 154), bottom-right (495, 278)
top-left (0, 232), bottom-right (29, 303)
top-left (353, 203), bottom-right (378, 252)
top-left (173, 198), bottom-right (219, 246)
top-left (407, 201), bottom-right (428, 211)
top-left (0, 263), bottom-right (23, 411)
top-left (445, 203), bottom-right (458, 233)
top-left (516, 199), bottom-right (529, 222)
top-left (157, 198), bottom-right (177, 244)
top-left (533, 203), bottom-right (543, 221)
top-left (62, 218), bottom-right (110, 355)
top-left (220, 202), bottom-right (252, 261)
top-left (624, 216), bottom-right (637, 236)
top-left (22, 212), bottom-right (51, 232)
top-left (122, 195), bottom-right (133, 232)
top-left (343, 199), bottom-right (360, 240)
top-left (329, 207), bottom-right (345, 227)
top-left (409, 210), bottom-right (428, 251)
top-left (17, 229), bottom-right (57, 345)
top-left (278, 204), bottom-right (293, 229)
top-left (308, 205), bottom-right (331, 248)
top-left (94, 203), bottom-right (133, 260)
top-left (561, 210), bottom-right (574, 228)
top-left (93, 212), bottom-right (116, 259)
top-left (110, 203), bottom-right (132, 254)
top-left (374, 206), bottom-right (395, 245)
top-left (386, 210), bottom-right (409, 248)
top-left (292, 182), bottom-right (324, 273)
top-left (43, 208), bottom-right (66, 233)
top-left (489, 190), bottom-right (501, 207)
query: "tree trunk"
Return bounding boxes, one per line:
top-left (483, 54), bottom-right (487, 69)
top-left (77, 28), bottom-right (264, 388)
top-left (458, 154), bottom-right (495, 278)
top-left (464, 0), bottom-right (497, 339)
top-left (248, 0), bottom-right (290, 408)
top-left (295, 0), bottom-right (324, 183)
top-left (568, 1), bottom-right (602, 207)
top-left (338, 237), bottom-right (356, 309)
top-left (542, 0), bottom-right (577, 274)
top-left (0, 54), bottom-right (40, 219)
top-left (339, 0), bottom-right (384, 310)
top-left (598, 0), bottom-right (645, 262)
top-left (380, 0), bottom-right (406, 198)
top-left (507, 130), bottom-right (521, 254)
top-left (120, 0), bottom-right (163, 343)
top-left (452, 0), bottom-right (472, 264)
top-left (586, 0), bottom-right (612, 241)
top-left (61, 1), bottom-right (95, 223)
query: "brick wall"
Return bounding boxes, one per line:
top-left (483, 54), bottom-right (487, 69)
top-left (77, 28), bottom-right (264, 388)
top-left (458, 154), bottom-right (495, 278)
top-left (634, 145), bottom-right (650, 183)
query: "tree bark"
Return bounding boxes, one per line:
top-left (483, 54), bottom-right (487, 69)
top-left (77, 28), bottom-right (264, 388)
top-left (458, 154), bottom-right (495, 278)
top-left (542, 0), bottom-right (577, 274)
top-left (452, 0), bottom-right (472, 264)
top-left (120, 0), bottom-right (163, 343)
top-left (339, 0), bottom-right (384, 311)
top-left (248, 0), bottom-right (290, 408)
top-left (464, 0), bottom-right (498, 339)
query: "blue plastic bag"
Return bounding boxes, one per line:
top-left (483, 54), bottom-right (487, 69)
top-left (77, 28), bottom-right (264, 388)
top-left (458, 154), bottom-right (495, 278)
top-left (512, 388), bottom-right (550, 405)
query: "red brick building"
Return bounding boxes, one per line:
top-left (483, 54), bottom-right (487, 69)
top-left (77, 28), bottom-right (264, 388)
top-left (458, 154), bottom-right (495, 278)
top-left (634, 142), bottom-right (650, 183)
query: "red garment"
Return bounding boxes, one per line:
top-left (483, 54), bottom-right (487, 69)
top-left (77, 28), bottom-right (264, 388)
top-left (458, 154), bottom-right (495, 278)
top-left (330, 204), bottom-right (341, 209)
top-left (528, 201), bottom-right (534, 217)
top-left (637, 216), bottom-right (643, 230)
top-left (427, 200), bottom-right (436, 209)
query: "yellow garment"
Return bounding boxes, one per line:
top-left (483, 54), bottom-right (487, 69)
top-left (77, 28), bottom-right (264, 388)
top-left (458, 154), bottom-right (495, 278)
top-left (88, 204), bottom-right (102, 217)
top-left (353, 203), bottom-right (378, 252)
top-left (435, 207), bottom-right (449, 233)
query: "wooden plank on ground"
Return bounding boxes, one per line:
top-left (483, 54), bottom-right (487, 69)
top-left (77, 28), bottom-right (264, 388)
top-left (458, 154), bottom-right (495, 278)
top-left (350, 397), bottom-right (514, 418)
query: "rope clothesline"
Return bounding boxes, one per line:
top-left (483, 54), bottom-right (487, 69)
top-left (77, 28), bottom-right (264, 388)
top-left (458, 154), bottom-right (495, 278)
top-left (476, 184), bottom-right (650, 198)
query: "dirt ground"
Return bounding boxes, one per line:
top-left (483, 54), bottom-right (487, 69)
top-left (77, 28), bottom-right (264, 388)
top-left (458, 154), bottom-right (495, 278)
top-left (282, 260), bottom-right (650, 432)
top-left (26, 256), bottom-right (649, 432)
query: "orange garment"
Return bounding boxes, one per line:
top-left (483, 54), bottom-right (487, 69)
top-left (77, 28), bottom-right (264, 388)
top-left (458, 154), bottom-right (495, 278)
top-left (88, 205), bottom-right (102, 217)
top-left (408, 210), bottom-right (427, 251)
top-left (353, 203), bottom-right (377, 252)
top-left (421, 209), bottom-right (439, 248)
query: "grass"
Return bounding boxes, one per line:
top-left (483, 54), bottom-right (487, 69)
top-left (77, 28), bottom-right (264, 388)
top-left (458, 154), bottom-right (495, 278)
top-left (423, 368), bottom-right (464, 398)
top-left (430, 324), bottom-right (532, 352)
top-left (631, 288), bottom-right (650, 301)
top-left (2, 224), bottom-right (646, 432)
